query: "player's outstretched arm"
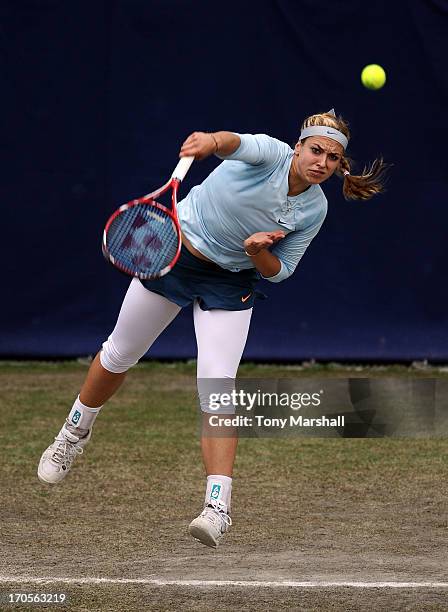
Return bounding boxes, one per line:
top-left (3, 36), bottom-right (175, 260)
top-left (180, 131), bottom-right (240, 160)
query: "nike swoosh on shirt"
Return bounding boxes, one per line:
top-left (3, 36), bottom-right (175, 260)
top-left (241, 293), bottom-right (252, 303)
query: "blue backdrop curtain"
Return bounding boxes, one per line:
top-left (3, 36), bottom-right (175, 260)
top-left (1, 0), bottom-right (447, 360)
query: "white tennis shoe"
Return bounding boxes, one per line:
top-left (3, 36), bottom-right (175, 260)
top-left (188, 499), bottom-right (232, 548)
top-left (37, 424), bottom-right (91, 484)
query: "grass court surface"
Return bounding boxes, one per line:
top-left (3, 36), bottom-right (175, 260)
top-left (1, 361), bottom-right (447, 611)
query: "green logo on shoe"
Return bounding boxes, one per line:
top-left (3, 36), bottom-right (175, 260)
top-left (210, 484), bottom-right (221, 500)
top-left (71, 410), bottom-right (81, 425)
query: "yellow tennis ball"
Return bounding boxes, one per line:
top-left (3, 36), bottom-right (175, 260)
top-left (361, 64), bottom-right (386, 90)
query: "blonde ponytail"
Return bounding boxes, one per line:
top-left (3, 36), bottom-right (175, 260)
top-left (338, 156), bottom-right (390, 201)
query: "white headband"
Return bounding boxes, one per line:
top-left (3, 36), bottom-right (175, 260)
top-left (299, 126), bottom-right (348, 150)
top-left (299, 109), bottom-right (349, 150)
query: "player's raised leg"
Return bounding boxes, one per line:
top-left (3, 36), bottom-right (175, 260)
top-left (189, 302), bottom-right (252, 547)
top-left (38, 279), bottom-right (181, 484)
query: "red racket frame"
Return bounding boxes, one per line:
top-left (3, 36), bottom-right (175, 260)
top-left (102, 156), bottom-right (194, 280)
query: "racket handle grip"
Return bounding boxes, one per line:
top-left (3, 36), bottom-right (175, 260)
top-left (171, 156), bottom-right (194, 182)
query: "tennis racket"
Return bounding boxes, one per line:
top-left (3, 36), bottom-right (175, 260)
top-left (102, 155), bottom-right (194, 280)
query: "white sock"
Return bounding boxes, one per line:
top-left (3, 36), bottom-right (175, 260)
top-left (65, 396), bottom-right (102, 437)
top-left (205, 475), bottom-right (232, 513)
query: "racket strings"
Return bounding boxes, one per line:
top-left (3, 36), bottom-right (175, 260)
top-left (106, 202), bottom-right (178, 278)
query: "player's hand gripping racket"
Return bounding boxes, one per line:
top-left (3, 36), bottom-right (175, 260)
top-left (102, 156), bottom-right (194, 280)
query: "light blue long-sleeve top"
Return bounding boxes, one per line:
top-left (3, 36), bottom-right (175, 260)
top-left (177, 133), bottom-right (328, 282)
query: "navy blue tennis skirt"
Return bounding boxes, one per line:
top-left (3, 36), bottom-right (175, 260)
top-left (140, 245), bottom-right (266, 311)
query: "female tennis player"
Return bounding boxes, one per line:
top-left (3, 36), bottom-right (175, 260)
top-left (37, 110), bottom-right (388, 548)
